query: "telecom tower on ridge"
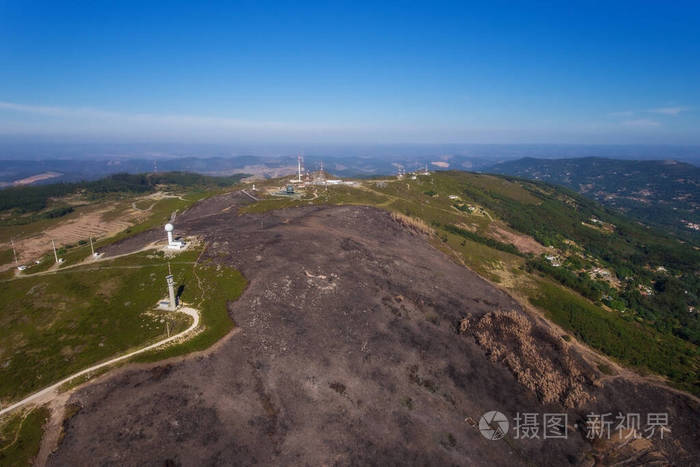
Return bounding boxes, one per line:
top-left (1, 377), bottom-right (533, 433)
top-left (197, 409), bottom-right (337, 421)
top-left (158, 263), bottom-right (178, 311)
top-left (294, 155), bottom-right (304, 183)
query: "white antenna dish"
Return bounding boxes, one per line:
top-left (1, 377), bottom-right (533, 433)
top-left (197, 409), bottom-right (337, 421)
top-left (164, 223), bottom-right (174, 232)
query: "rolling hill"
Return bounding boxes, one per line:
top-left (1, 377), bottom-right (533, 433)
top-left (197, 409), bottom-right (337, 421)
top-left (2, 170), bottom-right (699, 465)
top-left (484, 157), bottom-right (700, 242)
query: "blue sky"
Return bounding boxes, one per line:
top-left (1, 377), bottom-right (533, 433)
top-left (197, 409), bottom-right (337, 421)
top-left (1, 1), bottom-right (698, 144)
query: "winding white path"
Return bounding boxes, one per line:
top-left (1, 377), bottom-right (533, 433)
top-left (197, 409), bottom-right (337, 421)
top-left (0, 307), bottom-right (200, 418)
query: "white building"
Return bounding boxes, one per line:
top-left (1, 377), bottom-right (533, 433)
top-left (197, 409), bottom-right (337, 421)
top-left (165, 223), bottom-right (186, 249)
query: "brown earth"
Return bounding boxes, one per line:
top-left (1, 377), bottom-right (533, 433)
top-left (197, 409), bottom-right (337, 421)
top-left (489, 223), bottom-right (547, 255)
top-left (47, 194), bottom-right (700, 466)
top-left (1, 203), bottom-right (140, 270)
top-left (12, 171), bottom-right (63, 186)
top-left (0, 191), bottom-right (181, 271)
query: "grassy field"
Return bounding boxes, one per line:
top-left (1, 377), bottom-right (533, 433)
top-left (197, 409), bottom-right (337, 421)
top-left (0, 243), bottom-right (246, 465)
top-left (0, 249), bottom-right (199, 403)
top-left (99, 192), bottom-right (209, 243)
top-left (0, 406), bottom-right (49, 466)
top-left (529, 280), bottom-right (698, 393)
top-left (135, 254), bottom-right (247, 362)
top-left (0, 249), bottom-right (13, 267)
top-left (1, 240), bottom-right (247, 399)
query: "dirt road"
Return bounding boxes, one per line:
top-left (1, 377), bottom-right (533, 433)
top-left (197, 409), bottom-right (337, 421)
top-left (0, 307), bottom-right (199, 419)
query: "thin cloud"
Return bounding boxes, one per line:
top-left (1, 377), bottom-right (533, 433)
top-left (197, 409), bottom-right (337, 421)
top-left (0, 100), bottom-right (463, 143)
top-left (648, 106), bottom-right (688, 116)
top-left (0, 101), bottom-right (317, 131)
top-left (608, 110), bottom-right (636, 118)
top-left (608, 106), bottom-right (690, 119)
top-left (621, 118), bottom-right (660, 128)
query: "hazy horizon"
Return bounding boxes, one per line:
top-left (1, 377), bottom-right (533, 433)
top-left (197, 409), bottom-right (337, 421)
top-left (1, 141), bottom-right (700, 164)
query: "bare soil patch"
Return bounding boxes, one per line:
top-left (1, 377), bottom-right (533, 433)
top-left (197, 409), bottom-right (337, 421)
top-left (12, 172), bottom-right (63, 186)
top-left (490, 223), bottom-right (547, 255)
top-left (2, 204), bottom-right (139, 266)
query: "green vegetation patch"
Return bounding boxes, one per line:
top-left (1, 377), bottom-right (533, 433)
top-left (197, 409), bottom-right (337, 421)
top-left (444, 224), bottom-right (523, 256)
top-left (530, 280), bottom-right (698, 395)
top-left (0, 406), bottom-right (50, 466)
top-left (0, 172), bottom-right (247, 216)
top-left (0, 249), bottom-right (13, 267)
top-left (0, 250), bottom-right (195, 402)
top-left (135, 256), bottom-right (247, 362)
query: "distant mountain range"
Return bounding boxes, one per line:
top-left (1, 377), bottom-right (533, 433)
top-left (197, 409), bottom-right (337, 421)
top-left (0, 154), bottom-right (498, 187)
top-left (484, 157), bottom-right (700, 242)
top-left (2, 153), bottom-right (699, 243)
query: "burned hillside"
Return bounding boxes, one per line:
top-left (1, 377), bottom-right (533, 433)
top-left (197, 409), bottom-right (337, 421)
top-left (49, 195), bottom-right (700, 466)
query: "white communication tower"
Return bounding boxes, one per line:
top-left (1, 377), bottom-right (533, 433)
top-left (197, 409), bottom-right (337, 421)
top-left (297, 155), bottom-right (303, 183)
top-left (166, 273), bottom-right (176, 311)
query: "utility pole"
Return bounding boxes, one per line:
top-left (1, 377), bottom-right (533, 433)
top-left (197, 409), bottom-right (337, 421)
top-left (11, 239), bottom-right (18, 265)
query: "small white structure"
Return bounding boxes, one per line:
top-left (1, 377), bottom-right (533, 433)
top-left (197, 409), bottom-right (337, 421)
top-left (17, 265), bottom-right (27, 271)
top-left (165, 223), bottom-right (185, 249)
